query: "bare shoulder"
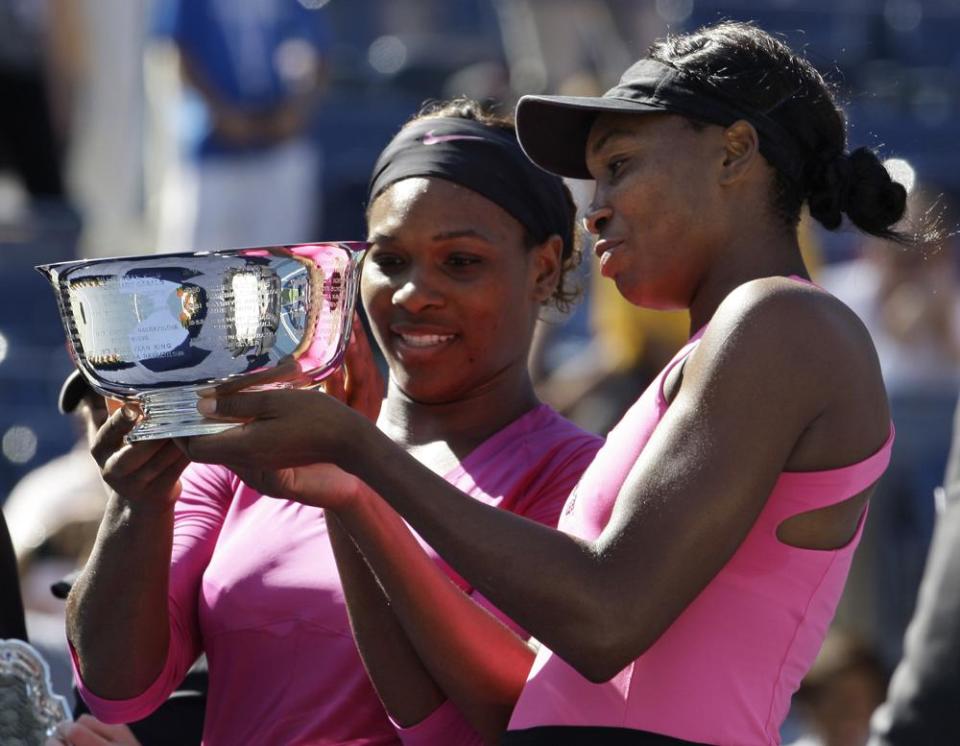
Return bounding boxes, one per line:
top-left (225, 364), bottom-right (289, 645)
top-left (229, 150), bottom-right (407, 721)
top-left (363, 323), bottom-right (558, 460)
top-left (715, 276), bottom-right (871, 344)
top-left (689, 276), bottom-right (889, 469)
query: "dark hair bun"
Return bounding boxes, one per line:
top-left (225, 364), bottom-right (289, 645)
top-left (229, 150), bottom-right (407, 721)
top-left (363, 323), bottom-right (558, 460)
top-left (807, 147), bottom-right (907, 236)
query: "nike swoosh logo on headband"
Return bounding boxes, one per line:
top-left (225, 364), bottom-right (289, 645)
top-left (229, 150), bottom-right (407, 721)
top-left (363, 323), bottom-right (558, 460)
top-left (421, 129), bottom-right (486, 145)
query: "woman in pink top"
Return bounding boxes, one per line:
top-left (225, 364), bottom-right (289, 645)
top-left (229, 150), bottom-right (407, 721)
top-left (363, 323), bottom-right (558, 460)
top-left (183, 22), bottom-right (916, 745)
top-left (62, 100), bottom-right (602, 745)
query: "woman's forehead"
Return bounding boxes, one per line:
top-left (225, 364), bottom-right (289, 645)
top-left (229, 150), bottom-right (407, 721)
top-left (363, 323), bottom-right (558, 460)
top-left (368, 177), bottom-right (522, 241)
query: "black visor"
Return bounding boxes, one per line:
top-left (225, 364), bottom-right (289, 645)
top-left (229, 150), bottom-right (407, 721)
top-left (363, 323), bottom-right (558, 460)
top-left (516, 58), bottom-right (805, 183)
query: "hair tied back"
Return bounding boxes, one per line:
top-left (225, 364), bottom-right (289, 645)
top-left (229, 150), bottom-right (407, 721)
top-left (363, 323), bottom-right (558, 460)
top-left (806, 147), bottom-right (907, 237)
top-left (805, 150), bottom-right (852, 230)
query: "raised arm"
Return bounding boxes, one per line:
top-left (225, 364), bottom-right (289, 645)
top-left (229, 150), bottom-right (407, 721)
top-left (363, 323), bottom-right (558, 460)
top-left (68, 406), bottom-right (222, 718)
top-left (67, 406), bottom-right (188, 698)
top-left (186, 282), bottom-right (889, 683)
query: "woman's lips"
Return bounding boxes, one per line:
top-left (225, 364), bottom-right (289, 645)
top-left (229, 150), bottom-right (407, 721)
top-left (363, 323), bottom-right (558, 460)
top-left (396, 332), bottom-right (455, 348)
top-left (389, 325), bottom-right (457, 354)
top-left (595, 239), bottom-right (623, 278)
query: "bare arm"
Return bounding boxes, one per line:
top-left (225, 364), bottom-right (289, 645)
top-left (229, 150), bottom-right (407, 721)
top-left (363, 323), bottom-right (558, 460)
top-left (332, 494), bottom-right (536, 742)
top-left (67, 407), bottom-right (189, 699)
top-left (187, 281), bottom-right (890, 683)
top-left (324, 513), bottom-right (447, 724)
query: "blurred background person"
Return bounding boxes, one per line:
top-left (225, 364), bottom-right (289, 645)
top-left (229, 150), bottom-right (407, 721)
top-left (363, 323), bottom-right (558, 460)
top-left (788, 630), bottom-right (889, 746)
top-left (821, 187), bottom-right (960, 671)
top-left (0, 0), bottom-right (73, 217)
top-left (868, 398), bottom-right (960, 745)
top-left (153, 0), bottom-right (330, 252)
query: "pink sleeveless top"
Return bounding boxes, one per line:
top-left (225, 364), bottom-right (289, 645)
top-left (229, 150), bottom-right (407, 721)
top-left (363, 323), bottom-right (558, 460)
top-left (509, 326), bottom-right (894, 745)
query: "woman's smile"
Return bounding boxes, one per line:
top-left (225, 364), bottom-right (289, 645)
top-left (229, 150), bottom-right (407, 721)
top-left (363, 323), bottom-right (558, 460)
top-left (391, 324), bottom-right (458, 355)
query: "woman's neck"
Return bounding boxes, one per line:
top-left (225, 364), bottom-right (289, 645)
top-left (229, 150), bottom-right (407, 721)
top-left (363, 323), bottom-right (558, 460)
top-left (377, 365), bottom-right (541, 467)
top-left (689, 228), bottom-right (808, 334)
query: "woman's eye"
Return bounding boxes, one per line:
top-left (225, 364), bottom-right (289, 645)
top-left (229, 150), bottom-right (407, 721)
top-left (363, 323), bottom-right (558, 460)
top-left (446, 254), bottom-right (482, 269)
top-left (608, 158), bottom-right (627, 178)
top-left (370, 253), bottom-right (405, 272)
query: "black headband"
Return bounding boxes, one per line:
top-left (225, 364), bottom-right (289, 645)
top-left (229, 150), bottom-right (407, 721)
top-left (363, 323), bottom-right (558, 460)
top-left (368, 117), bottom-right (573, 254)
top-left (516, 58), bottom-right (807, 183)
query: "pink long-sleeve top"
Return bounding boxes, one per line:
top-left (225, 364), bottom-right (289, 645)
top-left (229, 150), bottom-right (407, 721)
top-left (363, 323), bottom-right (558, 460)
top-left (73, 404), bottom-right (601, 745)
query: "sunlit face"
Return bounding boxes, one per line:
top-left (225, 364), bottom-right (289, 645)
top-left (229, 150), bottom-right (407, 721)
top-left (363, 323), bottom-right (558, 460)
top-left (363, 177), bottom-right (546, 404)
top-left (584, 112), bottom-right (724, 309)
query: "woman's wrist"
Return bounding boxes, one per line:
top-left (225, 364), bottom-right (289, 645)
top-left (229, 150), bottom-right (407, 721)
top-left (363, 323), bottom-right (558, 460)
top-left (334, 473), bottom-right (380, 528)
top-left (336, 406), bottom-right (387, 477)
top-left (107, 492), bottom-right (177, 528)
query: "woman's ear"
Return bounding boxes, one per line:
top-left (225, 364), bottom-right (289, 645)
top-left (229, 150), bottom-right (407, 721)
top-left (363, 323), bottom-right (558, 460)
top-left (720, 120), bottom-right (761, 186)
top-left (530, 234), bottom-right (564, 303)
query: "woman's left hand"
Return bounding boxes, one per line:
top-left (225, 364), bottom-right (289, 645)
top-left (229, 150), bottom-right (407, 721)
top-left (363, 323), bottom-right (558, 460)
top-left (49, 716), bottom-right (141, 746)
top-left (180, 387), bottom-right (360, 471)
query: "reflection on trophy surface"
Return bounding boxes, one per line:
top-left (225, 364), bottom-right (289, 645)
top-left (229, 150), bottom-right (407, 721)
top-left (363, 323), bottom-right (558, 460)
top-left (37, 242), bottom-right (367, 441)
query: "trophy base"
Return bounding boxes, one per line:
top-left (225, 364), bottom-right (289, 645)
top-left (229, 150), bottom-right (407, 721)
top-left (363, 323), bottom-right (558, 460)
top-left (127, 387), bottom-right (239, 442)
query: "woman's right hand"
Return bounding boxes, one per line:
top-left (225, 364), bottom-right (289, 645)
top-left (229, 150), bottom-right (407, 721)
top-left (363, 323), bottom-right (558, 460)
top-left (90, 404), bottom-right (190, 510)
top-left (323, 314), bottom-right (384, 423)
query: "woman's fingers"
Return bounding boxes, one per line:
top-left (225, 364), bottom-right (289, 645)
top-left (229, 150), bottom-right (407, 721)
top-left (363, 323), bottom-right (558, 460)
top-left (152, 451), bottom-right (191, 499)
top-left (183, 388), bottom-right (349, 468)
top-left (88, 405), bottom-right (188, 503)
top-left (233, 466), bottom-right (282, 497)
top-left (195, 389), bottom-right (279, 422)
top-left (89, 405), bottom-right (140, 467)
top-left (58, 715), bottom-right (142, 745)
top-left (231, 462), bottom-right (360, 511)
top-left (343, 314), bottom-right (384, 421)
top-left (102, 439), bottom-right (184, 483)
top-left (323, 365), bottom-right (348, 402)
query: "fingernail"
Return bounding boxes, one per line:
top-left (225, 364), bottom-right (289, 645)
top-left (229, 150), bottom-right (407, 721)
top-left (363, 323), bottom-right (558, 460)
top-left (121, 405), bottom-right (138, 421)
top-left (197, 397), bottom-right (216, 415)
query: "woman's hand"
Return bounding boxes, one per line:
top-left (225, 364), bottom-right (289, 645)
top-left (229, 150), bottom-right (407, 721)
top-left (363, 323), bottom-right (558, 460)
top-left (323, 314), bottom-right (384, 423)
top-left (233, 461), bottom-right (367, 513)
top-left (90, 404), bottom-right (190, 511)
top-left (182, 386), bottom-right (365, 472)
top-left (49, 715), bottom-right (141, 746)
top-left (181, 312), bottom-right (383, 469)
top-left (181, 315), bottom-right (383, 509)
top-left (182, 388), bottom-right (374, 514)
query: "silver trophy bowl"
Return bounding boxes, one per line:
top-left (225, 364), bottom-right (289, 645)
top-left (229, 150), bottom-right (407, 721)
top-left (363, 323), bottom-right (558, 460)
top-left (37, 242), bottom-right (367, 441)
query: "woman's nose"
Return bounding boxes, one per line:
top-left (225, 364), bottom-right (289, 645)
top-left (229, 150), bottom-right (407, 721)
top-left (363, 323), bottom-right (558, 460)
top-left (391, 272), bottom-right (443, 312)
top-left (583, 204), bottom-right (613, 235)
